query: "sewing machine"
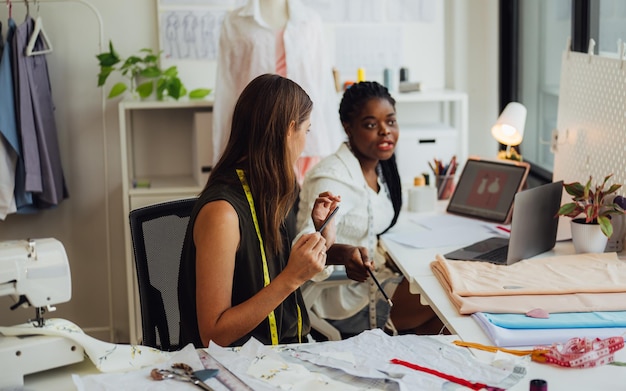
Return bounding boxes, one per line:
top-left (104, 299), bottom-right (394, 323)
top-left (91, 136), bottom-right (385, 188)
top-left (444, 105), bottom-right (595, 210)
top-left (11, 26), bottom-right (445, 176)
top-left (0, 238), bottom-right (84, 388)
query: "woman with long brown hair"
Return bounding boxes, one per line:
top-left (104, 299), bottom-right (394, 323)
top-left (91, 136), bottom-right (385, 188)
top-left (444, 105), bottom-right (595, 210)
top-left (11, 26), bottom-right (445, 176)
top-left (178, 74), bottom-right (339, 347)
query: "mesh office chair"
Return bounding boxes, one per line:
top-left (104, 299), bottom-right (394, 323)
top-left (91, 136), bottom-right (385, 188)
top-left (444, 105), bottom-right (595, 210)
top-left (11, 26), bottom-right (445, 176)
top-left (128, 198), bottom-right (197, 351)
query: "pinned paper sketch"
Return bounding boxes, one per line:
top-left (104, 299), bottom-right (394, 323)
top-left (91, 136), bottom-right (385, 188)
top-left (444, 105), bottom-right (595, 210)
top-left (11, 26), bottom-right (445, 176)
top-left (160, 9), bottom-right (227, 60)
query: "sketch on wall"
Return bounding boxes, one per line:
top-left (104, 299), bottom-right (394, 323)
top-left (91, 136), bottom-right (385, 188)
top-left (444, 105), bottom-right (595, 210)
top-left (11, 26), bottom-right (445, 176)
top-left (157, 0), bottom-right (244, 61)
top-left (160, 9), bottom-right (226, 61)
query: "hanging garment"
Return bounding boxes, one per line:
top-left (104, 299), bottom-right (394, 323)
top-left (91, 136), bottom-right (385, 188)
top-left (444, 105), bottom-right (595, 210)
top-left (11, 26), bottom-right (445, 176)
top-left (0, 19), bottom-right (19, 219)
top-left (13, 16), bottom-right (67, 208)
top-left (212, 0), bottom-right (343, 166)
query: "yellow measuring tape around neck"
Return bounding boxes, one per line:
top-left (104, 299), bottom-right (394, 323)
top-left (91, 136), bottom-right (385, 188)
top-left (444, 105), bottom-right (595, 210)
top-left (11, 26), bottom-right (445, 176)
top-left (236, 169), bottom-right (302, 344)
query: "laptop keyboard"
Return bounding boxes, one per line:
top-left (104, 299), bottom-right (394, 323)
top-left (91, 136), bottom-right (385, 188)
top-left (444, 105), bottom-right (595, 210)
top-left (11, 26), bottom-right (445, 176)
top-left (475, 245), bottom-right (509, 263)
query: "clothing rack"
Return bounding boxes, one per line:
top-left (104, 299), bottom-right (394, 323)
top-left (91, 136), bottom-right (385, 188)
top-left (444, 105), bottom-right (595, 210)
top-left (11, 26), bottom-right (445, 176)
top-left (3, 0), bottom-right (114, 342)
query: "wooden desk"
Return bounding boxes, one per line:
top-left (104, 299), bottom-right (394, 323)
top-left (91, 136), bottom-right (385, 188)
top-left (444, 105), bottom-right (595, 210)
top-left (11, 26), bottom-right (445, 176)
top-left (380, 208), bottom-right (626, 390)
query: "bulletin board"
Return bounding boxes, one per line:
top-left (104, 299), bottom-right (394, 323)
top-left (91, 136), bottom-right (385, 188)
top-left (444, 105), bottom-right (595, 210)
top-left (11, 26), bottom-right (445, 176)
top-left (552, 40), bottom-right (626, 238)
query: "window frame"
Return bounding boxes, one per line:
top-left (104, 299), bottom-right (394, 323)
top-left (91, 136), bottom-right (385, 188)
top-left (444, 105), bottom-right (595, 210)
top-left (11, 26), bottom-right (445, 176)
top-left (499, 0), bottom-right (598, 186)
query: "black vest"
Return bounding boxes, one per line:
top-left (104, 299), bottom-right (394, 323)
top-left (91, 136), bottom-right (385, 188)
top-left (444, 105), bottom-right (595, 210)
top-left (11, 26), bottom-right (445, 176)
top-left (178, 170), bottom-right (310, 347)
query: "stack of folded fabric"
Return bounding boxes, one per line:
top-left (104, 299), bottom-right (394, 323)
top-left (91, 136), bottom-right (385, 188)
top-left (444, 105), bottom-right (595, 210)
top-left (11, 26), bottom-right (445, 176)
top-left (430, 252), bottom-right (626, 346)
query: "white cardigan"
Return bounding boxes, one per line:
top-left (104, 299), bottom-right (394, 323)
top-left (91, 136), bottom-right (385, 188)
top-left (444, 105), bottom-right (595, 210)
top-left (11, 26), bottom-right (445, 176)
top-left (297, 143), bottom-right (398, 320)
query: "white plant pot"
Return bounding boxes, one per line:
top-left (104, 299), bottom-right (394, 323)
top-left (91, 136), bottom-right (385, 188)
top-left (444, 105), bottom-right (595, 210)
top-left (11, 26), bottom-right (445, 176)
top-left (570, 219), bottom-right (608, 254)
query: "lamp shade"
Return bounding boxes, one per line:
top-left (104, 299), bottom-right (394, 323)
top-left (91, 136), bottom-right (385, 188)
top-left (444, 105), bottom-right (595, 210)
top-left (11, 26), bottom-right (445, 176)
top-left (491, 102), bottom-right (526, 146)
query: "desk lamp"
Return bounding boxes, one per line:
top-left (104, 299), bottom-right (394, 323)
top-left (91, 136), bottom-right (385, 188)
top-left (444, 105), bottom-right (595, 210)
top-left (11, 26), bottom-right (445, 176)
top-left (492, 102), bottom-right (526, 161)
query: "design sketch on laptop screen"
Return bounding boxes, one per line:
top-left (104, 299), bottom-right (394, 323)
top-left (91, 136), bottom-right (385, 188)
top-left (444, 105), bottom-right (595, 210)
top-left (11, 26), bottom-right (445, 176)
top-left (447, 158), bottom-right (529, 223)
top-left (467, 170), bottom-right (507, 209)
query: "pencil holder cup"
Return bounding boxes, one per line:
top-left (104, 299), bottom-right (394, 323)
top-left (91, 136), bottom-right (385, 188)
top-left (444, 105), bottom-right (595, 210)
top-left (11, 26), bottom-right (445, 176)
top-left (436, 174), bottom-right (455, 200)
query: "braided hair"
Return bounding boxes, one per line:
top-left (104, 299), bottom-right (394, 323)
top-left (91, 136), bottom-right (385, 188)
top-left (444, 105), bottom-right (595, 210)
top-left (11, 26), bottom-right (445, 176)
top-left (338, 81), bottom-right (402, 234)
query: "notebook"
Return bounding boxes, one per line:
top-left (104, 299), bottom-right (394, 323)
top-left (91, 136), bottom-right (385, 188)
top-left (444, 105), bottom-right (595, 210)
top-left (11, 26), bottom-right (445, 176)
top-left (446, 157), bottom-right (530, 224)
top-left (443, 180), bottom-right (563, 265)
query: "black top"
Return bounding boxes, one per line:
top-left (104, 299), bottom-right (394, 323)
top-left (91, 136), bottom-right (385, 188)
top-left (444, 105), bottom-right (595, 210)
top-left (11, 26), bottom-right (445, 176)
top-left (178, 170), bottom-right (309, 347)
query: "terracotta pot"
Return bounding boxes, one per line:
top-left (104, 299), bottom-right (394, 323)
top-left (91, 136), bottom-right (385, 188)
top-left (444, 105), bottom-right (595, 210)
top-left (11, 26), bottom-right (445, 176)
top-left (570, 218), bottom-right (608, 254)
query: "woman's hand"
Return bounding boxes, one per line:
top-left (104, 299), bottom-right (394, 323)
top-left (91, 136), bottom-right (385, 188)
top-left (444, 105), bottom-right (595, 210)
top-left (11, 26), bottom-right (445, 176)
top-left (311, 191), bottom-right (340, 229)
top-left (311, 191), bottom-right (341, 245)
top-left (326, 244), bottom-right (373, 282)
top-left (284, 232), bottom-right (327, 287)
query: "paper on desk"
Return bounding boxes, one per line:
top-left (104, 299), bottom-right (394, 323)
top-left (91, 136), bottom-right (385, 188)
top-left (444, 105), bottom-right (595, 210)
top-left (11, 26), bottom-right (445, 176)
top-left (73, 343), bottom-right (207, 391)
top-left (384, 225), bottom-right (495, 248)
top-left (208, 338), bottom-right (374, 390)
top-left (382, 213), bottom-right (507, 248)
top-left (294, 329), bottom-right (525, 391)
top-left (410, 214), bottom-right (489, 230)
top-left (207, 329), bottom-right (526, 391)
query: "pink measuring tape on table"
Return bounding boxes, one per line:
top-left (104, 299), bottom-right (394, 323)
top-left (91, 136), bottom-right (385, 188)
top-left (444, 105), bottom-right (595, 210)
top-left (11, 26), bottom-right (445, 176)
top-left (455, 336), bottom-right (625, 369)
top-left (536, 336), bottom-right (625, 368)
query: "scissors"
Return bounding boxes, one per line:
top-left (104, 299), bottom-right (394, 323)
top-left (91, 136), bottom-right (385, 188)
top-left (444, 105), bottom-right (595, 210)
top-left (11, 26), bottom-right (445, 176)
top-left (151, 362), bottom-right (217, 391)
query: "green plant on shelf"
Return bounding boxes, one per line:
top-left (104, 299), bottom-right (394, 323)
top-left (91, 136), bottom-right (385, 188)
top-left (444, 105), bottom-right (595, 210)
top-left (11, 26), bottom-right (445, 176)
top-left (96, 41), bottom-right (211, 101)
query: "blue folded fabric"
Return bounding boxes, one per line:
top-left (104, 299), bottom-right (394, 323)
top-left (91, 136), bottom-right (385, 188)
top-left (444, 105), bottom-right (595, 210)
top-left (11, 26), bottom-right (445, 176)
top-left (482, 311), bottom-right (626, 329)
top-left (472, 313), bottom-right (626, 347)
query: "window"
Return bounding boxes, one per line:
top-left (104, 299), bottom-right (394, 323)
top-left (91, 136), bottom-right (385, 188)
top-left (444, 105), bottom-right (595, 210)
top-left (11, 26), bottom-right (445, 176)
top-left (502, 0), bottom-right (626, 184)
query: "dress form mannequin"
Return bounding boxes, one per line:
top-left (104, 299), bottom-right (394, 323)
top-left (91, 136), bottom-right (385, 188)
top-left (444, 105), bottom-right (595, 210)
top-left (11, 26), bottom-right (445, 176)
top-left (212, 0), bottom-right (343, 172)
top-left (259, 0), bottom-right (289, 30)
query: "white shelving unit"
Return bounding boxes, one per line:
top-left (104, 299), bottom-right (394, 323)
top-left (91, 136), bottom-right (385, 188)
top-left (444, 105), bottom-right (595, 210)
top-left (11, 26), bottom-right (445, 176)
top-left (392, 89), bottom-right (468, 186)
top-left (119, 99), bottom-right (213, 344)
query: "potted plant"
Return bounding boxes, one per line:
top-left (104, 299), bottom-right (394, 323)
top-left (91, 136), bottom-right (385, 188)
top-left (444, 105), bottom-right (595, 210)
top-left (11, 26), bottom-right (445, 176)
top-left (557, 174), bottom-right (625, 253)
top-left (96, 41), bottom-right (210, 101)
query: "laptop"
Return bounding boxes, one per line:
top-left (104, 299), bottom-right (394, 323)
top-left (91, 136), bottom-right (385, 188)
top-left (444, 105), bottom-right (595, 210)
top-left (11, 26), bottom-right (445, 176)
top-left (443, 180), bottom-right (563, 265)
top-left (446, 157), bottom-right (530, 224)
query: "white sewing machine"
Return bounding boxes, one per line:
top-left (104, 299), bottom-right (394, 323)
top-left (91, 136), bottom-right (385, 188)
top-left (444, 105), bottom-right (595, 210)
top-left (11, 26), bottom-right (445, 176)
top-left (0, 238), bottom-right (84, 388)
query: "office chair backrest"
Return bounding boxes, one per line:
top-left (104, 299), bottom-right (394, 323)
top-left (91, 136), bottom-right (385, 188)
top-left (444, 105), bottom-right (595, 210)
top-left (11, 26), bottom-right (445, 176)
top-left (129, 198), bottom-right (197, 351)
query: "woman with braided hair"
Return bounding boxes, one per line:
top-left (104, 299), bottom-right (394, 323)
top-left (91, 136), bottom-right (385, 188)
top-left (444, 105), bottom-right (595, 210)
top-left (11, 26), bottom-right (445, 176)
top-left (297, 81), bottom-right (443, 338)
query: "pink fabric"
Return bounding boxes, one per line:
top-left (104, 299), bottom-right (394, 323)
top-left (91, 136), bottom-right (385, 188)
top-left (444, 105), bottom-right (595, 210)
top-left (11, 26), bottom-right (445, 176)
top-left (276, 29), bottom-right (287, 76)
top-left (431, 253), bottom-right (626, 315)
top-left (295, 156), bottom-right (321, 185)
top-left (433, 252), bottom-right (626, 296)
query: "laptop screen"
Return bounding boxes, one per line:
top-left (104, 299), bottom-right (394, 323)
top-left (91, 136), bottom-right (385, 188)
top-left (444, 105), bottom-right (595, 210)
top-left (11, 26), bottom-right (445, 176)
top-left (446, 158), bottom-right (530, 223)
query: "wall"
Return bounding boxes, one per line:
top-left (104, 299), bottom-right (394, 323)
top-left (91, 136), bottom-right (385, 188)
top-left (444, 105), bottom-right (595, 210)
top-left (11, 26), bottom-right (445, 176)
top-left (0, 0), bottom-right (159, 343)
top-left (0, 0), bottom-right (498, 343)
top-left (445, 0), bottom-right (499, 159)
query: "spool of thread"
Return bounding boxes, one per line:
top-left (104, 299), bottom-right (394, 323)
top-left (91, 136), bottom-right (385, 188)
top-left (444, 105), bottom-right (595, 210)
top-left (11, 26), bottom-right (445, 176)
top-left (383, 68), bottom-right (393, 90)
top-left (357, 67), bottom-right (366, 82)
top-left (399, 67), bottom-right (409, 82)
top-left (529, 379), bottom-right (547, 391)
top-left (332, 67), bottom-right (341, 92)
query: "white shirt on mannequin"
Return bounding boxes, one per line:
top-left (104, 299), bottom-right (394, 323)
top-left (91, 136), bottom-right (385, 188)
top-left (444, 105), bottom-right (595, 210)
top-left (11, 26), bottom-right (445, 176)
top-left (211, 0), bottom-right (343, 165)
top-left (259, 0), bottom-right (288, 30)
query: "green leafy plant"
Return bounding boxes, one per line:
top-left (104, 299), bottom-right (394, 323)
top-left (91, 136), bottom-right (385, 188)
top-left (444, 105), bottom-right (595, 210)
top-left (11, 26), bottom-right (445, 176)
top-left (96, 41), bottom-right (211, 100)
top-left (557, 174), bottom-right (625, 237)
